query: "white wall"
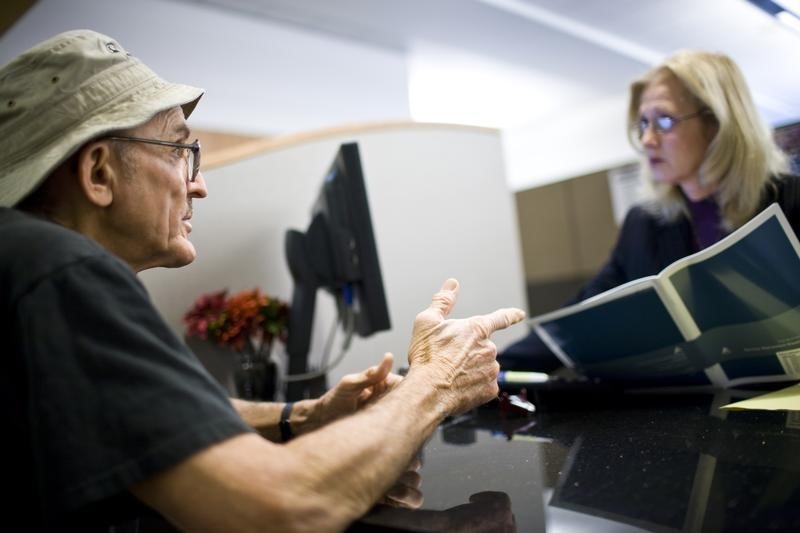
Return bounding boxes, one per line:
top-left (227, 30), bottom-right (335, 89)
top-left (139, 124), bottom-right (528, 385)
top-left (503, 94), bottom-right (640, 190)
top-left (0, 0), bottom-right (411, 135)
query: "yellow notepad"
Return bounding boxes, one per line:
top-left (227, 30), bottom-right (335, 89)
top-left (721, 383), bottom-right (800, 411)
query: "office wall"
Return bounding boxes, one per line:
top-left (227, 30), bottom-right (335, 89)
top-left (139, 123), bottom-right (528, 385)
top-left (503, 94), bottom-right (637, 191)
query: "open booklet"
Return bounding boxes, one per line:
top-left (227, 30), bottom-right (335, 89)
top-left (531, 203), bottom-right (800, 388)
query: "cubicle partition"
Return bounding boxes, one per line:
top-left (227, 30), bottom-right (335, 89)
top-left (139, 122), bottom-right (527, 387)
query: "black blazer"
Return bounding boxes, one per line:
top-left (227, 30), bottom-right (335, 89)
top-left (500, 174), bottom-right (800, 372)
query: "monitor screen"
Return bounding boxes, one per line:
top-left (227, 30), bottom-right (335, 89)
top-left (284, 142), bottom-right (391, 399)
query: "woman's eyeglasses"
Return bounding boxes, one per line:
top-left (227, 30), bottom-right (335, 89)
top-left (634, 109), bottom-right (707, 140)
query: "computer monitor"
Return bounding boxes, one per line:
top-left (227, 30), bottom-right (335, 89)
top-left (284, 142), bottom-right (391, 400)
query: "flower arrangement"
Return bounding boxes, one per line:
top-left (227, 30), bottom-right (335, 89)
top-left (184, 288), bottom-right (290, 354)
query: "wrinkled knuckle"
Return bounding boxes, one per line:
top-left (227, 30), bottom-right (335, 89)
top-left (477, 342), bottom-right (495, 362)
top-left (391, 485), bottom-right (413, 500)
top-left (487, 341), bottom-right (497, 358)
top-left (437, 291), bottom-right (454, 306)
top-left (481, 362), bottom-right (497, 382)
top-left (405, 470), bottom-right (422, 487)
top-left (467, 317), bottom-right (487, 337)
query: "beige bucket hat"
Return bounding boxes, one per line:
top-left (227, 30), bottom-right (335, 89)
top-left (0, 29), bottom-right (204, 207)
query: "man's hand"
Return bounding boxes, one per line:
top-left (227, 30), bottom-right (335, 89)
top-left (441, 491), bottom-right (516, 532)
top-left (406, 278), bottom-right (526, 415)
top-left (313, 352), bottom-right (403, 428)
top-left (363, 490), bottom-right (515, 532)
top-left (378, 456), bottom-right (423, 509)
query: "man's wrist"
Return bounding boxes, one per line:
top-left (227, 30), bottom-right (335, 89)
top-left (396, 369), bottom-right (453, 423)
top-left (279, 402), bottom-right (294, 442)
top-left (278, 398), bottom-right (319, 438)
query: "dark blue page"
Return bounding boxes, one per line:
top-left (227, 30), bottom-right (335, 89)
top-left (668, 215), bottom-right (800, 381)
top-left (540, 287), bottom-right (710, 385)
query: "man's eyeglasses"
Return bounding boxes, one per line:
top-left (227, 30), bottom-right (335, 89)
top-left (107, 136), bottom-right (201, 182)
top-left (635, 109), bottom-right (707, 140)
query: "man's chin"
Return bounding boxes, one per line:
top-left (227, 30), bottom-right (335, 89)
top-left (158, 241), bottom-right (198, 269)
top-left (173, 245), bottom-right (198, 268)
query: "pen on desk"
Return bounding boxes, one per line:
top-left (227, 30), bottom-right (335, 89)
top-left (497, 370), bottom-right (549, 384)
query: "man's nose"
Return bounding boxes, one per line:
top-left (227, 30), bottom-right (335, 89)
top-left (188, 171), bottom-right (208, 199)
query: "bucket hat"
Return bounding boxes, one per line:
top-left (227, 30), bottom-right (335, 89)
top-left (0, 29), bottom-right (204, 207)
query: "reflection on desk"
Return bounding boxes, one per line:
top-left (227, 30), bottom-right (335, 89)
top-left (350, 390), bottom-right (800, 532)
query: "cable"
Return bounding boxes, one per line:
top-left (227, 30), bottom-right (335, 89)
top-left (318, 311), bottom-right (339, 369)
top-left (283, 307), bottom-right (355, 382)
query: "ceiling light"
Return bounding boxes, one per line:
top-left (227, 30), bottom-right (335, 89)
top-left (774, 0), bottom-right (800, 16)
top-left (777, 10), bottom-right (800, 32)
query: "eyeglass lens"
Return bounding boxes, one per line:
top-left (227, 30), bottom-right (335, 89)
top-left (187, 142), bottom-right (200, 182)
top-left (187, 149), bottom-right (196, 182)
top-left (637, 115), bottom-right (676, 138)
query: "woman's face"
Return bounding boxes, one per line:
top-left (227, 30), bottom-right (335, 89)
top-left (637, 73), bottom-right (717, 200)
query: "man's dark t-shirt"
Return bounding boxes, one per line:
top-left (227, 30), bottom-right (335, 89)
top-left (0, 208), bottom-right (251, 531)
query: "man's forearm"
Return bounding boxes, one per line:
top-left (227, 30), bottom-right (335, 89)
top-left (137, 377), bottom-right (449, 533)
top-left (277, 371), bottom-right (447, 529)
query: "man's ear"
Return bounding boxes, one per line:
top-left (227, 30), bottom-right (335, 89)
top-left (75, 141), bottom-right (117, 207)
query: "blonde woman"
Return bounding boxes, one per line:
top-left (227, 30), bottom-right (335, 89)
top-left (501, 50), bottom-right (799, 372)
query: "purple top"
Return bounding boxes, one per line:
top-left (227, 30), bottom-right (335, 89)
top-left (686, 196), bottom-right (727, 250)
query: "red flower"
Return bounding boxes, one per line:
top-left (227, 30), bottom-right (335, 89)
top-left (184, 288), bottom-right (290, 353)
top-left (183, 290), bottom-right (227, 340)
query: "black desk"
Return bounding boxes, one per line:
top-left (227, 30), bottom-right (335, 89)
top-left (353, 389), bottom-right (800, 532)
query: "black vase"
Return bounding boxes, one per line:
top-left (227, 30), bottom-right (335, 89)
top-left (234, 344), bottom-right (277, 401)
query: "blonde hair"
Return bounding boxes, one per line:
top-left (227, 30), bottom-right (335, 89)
top-left (627, 50), bottom-right (788, 229)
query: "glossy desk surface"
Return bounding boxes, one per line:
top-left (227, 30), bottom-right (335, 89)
top-left (353, 388), bottom-right (800, 532)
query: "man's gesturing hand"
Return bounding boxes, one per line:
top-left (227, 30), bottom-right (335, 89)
top-left (406, 278), bottom-right (525, 416)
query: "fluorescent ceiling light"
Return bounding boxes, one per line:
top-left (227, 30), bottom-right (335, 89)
top-left (473, 0), bottom-right (663, 65)
top-left (777, 10), bottom-right (800, 32)
top-left (407, 46), bottom-right (583, 129)
top-left (774, 0), bottom-right (800, 17)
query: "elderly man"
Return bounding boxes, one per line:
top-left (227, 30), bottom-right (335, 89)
top-left (0, 30), bottom-right (525, 531)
